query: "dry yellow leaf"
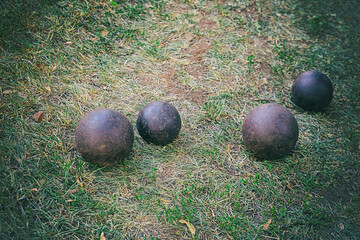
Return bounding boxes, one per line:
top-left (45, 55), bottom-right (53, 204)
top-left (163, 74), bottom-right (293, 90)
top-left (76, 177), bottom-right (84, 188)
top-left (2, 90), bottom-right (15, 94)
top-left (340, 222), bottom-right (344, 230)
top-left (68, 189), bottom-right (79, 194)
top-left (262, 219), bottom-right (272, 230)
top-left (160, 198), bottom-right (170, 204)
top-left (30, 188), bottom-right (39, 192)
top-left (100, 232), bottom-right (106, 240)
top-left (33, 111), bottom-right (44, 123)
top-left (179, 219), bottom-right (195, 235)
top-left (45, 86), bottom-right (52, 92)
top-left (286, 182), bottom-right (294, 191)
top-left (101, 30), bottom-right (109, 37)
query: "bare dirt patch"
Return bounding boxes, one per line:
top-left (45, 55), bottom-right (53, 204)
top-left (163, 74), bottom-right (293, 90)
top-left (197, 18), bottom-right (217, 31)
top-left (138, 64), bottom-right (208, 105)
top-left (156, 164), bottom-right (176, 182)
top-left (187, 40), bottom-right (211, 61)
top-left (164, 72), bottom-right (208, 105)
top-left (186, 64), bottom-right (207, 79)
top-left (160, 38), bottom-right (212, 104)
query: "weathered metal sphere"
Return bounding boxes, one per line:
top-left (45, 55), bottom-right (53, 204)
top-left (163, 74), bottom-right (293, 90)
top-left (75, 108), bottom-right (134, 166)
top-left (242, 103), bottom-right (299, 159)
top-left (136, 101), bottom-right (181, 145)
top-left (291, 70), bottom-right (333, 111)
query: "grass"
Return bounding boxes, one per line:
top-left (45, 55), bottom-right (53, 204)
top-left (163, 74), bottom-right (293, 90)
top-left (1, 0), bottom-right (359, 239)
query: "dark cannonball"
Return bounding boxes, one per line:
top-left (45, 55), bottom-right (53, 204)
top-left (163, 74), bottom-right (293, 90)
top-left (136, 101), bottom-right (181, 145)
top-left (242, 103), bottom-right (299, 160)
top-left (291, 70), bottom-right (333, 111)
top-left (75, 108), bottom-right (134, 166)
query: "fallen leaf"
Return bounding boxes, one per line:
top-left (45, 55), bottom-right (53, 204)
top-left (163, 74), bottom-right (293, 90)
top-left (30, 188), bottom-right (39, 192)
top-left (64, 41), bottom-right (73, 45)
top-left (179, 219), bottom-right (195, 235)
top-left (100, 232), bottom-right (106, 240)
top-left (69, 189), bottom-right (79, 194)
top-left (340, 222), bottom-right (344, 230)
top-left (33, 111), bottom-right (44, 122)
top-left (45, 86), bottom-right (52, 92)
top-left (101, 30), bottom-right (109, 37)
top-left (286, 182), bottom-right (293, 190)
top-left (160, 198), bottom-right (170, 205)
top-left (210, 208), bottom-right (215, 217)
top-left (76, 177), bottom-right (84, 188)
top-left (262, 219), bottom-right (272, 230)
top-left (244, 172), bottom-right (254, 178)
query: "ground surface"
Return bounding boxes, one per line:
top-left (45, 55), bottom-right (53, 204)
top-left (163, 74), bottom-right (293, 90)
top-left (0, 0), bottom-right (359, 239)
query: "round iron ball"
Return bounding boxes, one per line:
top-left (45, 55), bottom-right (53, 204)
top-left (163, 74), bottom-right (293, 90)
top-left (291, 70), bottom-right (333, 111)
top-left (75, 108), bottom-right (134, 166)
top-left (242, 103), bottom-right (299, 159)
top-left (136, 101), bottom-right (181, 145)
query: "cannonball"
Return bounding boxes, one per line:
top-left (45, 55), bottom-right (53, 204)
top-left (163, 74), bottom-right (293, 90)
top-left (291, 70), bottom-right (333, 111)
top-left (136, 101), bottom-right (181, 145)
top-left (242, 103), bottom-right (299, 159)
top-left (75, 108), bottom-right (134, 166)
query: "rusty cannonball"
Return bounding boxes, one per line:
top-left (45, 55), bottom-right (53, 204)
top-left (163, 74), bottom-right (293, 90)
top-left (291, 70), bottom-right (333, 111)
top-left (75, 108), bottom-right (134, 166)
top-left (242, 103), bottom-right (299, 159)
top-left (136, 101), bottom-right (181, 145)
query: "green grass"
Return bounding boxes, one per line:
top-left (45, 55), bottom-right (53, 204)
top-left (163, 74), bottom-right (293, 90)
top-left (1, 0), bottom-right (359, 239)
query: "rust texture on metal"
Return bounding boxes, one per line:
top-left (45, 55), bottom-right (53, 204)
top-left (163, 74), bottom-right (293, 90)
top-left (242, 103), bottom-right (299, 159)
top-left (291, 70), bottom-right (333, 111)
top-left (75, 108), bottom-right (134, 166)
top-left (137, 101), bottom-right (181, 145)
